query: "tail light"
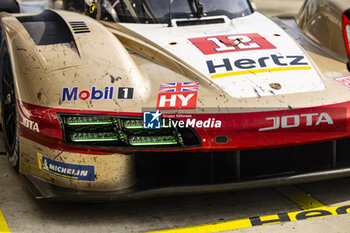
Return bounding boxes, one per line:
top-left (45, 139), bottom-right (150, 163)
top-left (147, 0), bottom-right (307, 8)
top-left (59, 114), bottom-right (201, 149)
top-left (343, 12), bottom-right (350, 56)
top-left (343, 11), bottom-right (350, 70)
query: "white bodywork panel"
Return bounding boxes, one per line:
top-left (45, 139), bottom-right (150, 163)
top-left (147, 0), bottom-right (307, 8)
top-left (120, 12), bottom-right (325, 98)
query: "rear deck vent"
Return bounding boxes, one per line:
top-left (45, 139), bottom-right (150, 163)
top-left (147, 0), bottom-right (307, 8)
top-left (17, 10), bottom-right (74, 45)
top-left (176, 18), bottom-right (225, 26)
top-left (69, 21), bottom-right (90, 34)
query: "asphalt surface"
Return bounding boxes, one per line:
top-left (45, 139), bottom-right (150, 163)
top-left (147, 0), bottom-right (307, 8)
top-left (2, 154), bottom-right (350, 233)
top-left (3, 0), bottom-right (350, 233)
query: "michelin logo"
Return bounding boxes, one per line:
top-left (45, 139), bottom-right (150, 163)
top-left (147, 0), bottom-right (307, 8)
top-left (38, 153), bottom-right (95, 181)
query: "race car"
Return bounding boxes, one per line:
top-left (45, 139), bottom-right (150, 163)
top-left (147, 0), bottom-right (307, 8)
top-left (1, 0), bottom-right (350, 200)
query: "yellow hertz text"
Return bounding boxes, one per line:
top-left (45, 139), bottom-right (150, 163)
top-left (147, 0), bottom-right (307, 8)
top-left (149, 204), bottom-right (350, 233)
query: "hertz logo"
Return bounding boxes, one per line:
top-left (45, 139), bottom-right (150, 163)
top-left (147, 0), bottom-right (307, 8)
top-left (206, 54), bottom-right (311, 79)
top-left (69, 21), bottom-right (90, 34)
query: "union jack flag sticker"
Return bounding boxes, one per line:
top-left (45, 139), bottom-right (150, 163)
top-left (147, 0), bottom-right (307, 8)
top-left (159, 82), bottom-right (199, 93)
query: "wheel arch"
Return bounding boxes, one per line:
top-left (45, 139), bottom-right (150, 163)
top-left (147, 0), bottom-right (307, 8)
top-left (0, 10), bottom-right (151, 110)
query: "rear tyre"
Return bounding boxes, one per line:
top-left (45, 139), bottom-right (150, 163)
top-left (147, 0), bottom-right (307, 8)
top-left (0, 39), bottom-right (19, 171)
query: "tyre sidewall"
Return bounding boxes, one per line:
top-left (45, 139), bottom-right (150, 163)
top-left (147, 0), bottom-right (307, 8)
top-left (0, 38), bottom-right (19, 170)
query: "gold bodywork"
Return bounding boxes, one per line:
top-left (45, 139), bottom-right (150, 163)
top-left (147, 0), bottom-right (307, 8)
top-left (1, 10), bottom-right (144, 191)
top-left (0, 0), bottom-right (350, 192)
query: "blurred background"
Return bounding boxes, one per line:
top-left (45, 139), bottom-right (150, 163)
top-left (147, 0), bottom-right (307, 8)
top-left (16, 0), bottom-right (305, 17)
top-left (254, 0), bottom-right (304, 17)
top-left (17, 0), bottom-right (52, 13)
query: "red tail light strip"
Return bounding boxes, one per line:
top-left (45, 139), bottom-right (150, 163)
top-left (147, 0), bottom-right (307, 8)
top-left (343, 13), bottom-right (350, 56)
top-left (16, 99), bottom-right (350, 155)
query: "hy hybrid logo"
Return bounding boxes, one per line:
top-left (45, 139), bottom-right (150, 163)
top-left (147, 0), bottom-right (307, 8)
top-left (143, 110), bottom-right (161, 129)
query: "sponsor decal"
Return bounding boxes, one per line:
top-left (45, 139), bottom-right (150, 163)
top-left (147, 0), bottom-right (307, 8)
top-left (335, 76), bottom-right (350, 88)
top-left (188, 33), bottom-right (276, 55)
top-left (259, 112), bottom-right (334, 131)
top-left (157, 92), bottom-right (197, 110)
top-left (117, 87), bottom-right (134, 99)
top-left (207, 54), bottom-right (311, 79)
top-left (157, 82), bottom-right (199, 110)
top-left (21, 117), bottom-right (39, 133)
top-left (37, 153), bottom-right (95, 181)
top-left (143, 110), bottom-right (161, 129)
top-left (62, 86), bottom-right (114, 102)
top-left (62, 86), bottom-right (134, 101)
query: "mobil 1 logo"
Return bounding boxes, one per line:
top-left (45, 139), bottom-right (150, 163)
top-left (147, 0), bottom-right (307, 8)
top-left (117, 87), bottom-right (134, 99)
top-left (62, 86), bottom-right (135, 102)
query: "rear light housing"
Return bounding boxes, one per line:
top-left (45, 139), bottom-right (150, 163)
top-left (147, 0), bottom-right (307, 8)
top-left (343, 10), bottom-right (350, 70)
top-left (59, 114), bottom-right (201, 149)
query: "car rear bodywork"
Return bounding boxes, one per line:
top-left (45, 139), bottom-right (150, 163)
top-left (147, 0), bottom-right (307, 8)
top-left (1, 0), bottom-right (350, 200)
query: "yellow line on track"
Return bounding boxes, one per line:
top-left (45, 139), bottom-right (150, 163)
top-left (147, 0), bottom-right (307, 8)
top-left (148, 218), bottom-right (252, 233)
top-left (148, 186), bottom-right (339, 233)
top-left (210, 66), bottom-right (312, 79)
top-left (148, 205), bottom-right (350, 233)
top-left (0, 209), bottom-right (10, 233)
top-left (275, 185), bottom-right (325, 210)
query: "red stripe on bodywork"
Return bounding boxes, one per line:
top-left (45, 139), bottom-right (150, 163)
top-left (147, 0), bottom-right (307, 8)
top-left (17, 100), bottom-right (350, 154)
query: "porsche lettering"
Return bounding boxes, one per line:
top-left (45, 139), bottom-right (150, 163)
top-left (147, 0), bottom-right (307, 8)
top-left (259, 113), bottom-right (334, 131)
top-left (207, 54), bottom-right (309, 74)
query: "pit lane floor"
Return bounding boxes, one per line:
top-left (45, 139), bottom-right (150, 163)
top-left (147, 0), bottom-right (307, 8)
top-left (3, 151), bottom-right (350, 233)
top-left (4, 0), bottom-right (350, 232)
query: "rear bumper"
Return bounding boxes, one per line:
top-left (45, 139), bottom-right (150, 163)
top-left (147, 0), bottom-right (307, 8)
top-left (17, 100), bottom-right (350, 199)
top-left (23, 167), bottom-right (350, 201)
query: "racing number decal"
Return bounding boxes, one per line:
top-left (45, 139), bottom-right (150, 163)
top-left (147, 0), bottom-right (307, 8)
top-left (188, 33), bottom-right (276, 55)
top-left (207, 35), bottom-right (261, 51)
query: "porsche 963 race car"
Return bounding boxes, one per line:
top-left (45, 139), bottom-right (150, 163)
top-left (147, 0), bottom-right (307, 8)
top-left (1, 0), bottom-right (350, 200)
